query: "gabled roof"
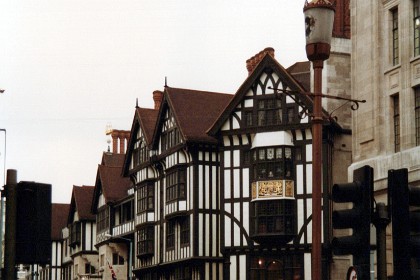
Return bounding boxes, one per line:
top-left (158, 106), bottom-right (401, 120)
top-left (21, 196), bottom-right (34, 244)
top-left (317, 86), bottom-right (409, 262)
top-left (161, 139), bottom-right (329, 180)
top-left (152, 87), bottom-right (234, 147)
top-left (51, 203), bottom-right (70, 240)
top-left (97, 164), bottom-right (132, 203)
top-left (101, 152), bottom-right (126, 167)
top-left (122, 107), bottom-right (159, 176)
top-left (207, 53), bottom-right (320, 135)
top-left (137, 107), bottom-right (160, 145)
top-left (93, 152), bottom-right (133, 212)
top-left (68, 185), bottom-right (95, 223)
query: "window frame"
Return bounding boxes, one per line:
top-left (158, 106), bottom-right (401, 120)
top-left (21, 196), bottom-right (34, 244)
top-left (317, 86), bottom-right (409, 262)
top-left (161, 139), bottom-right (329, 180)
top-left (251, 200), bottom-right (296, 236)
top-left (137, 225), bottom-right (154, 257)
top-left (85, 263), bottom-right (96, 274)
top-left (166, 219), bottom-right (176, 250)
top-left (180, 217), bottom-right (190, 247)
top-left (166, 166), bottom-right (187, 203)
top-left (96, 207), bottom-right (110, 233)
top-left (393, 95), bottom-right (400, 152)
top-left (414, 0), bottom-right (420, 57)
top-left (132, 138), bottom-right (149, 168)
top-left (415, 87), bottom-right (420, 145)
top-left (392, 8), bottom-right (399, 66)
top-left (161, 110), bottom-right (181, 151)
top-left (243, 95), bottom-right (298, 128)
top-left (112, 252), bottom-right (125, 265)
top-left (251, 146), bottom-right (294, 181)
top-left (137, 182), bottom-right (154, 213)
top-left (69, 222), bottom-right (81, 247)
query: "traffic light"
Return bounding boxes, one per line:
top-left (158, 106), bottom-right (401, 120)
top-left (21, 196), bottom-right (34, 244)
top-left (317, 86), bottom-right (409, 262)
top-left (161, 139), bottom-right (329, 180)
top-left (15, 181), bottom-right (52, 265)
top-left (389, 168), bottom-right (420, 279)
top-left (331, 165), bottom-right (373, 280)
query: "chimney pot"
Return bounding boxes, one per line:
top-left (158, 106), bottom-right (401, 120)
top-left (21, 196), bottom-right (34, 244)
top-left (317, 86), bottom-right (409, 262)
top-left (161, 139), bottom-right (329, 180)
top-left (245, 47), bottom-right (276, 75)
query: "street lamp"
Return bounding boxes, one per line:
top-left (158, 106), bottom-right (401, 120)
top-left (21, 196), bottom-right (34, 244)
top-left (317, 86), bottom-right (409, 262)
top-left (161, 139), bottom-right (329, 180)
top-left (105, 234), bottom-right (133, 280)
top-left (303, 1), bottom-right (335, 280)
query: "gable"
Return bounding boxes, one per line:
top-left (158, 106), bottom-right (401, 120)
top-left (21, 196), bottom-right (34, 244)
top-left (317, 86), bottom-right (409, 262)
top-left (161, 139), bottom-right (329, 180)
top-left (209, 54), bottom-right (312, 136)
top-left (123, 107), bottom-right (158, 176)
top-left (152, 87), bottom-right (233, 150)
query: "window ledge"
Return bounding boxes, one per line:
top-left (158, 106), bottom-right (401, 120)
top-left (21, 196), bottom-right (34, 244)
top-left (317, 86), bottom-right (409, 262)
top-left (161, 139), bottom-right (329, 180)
top-left (410, 55), bottom-right (420, 64)
top-left (384, 63), bottom-right (401, 76)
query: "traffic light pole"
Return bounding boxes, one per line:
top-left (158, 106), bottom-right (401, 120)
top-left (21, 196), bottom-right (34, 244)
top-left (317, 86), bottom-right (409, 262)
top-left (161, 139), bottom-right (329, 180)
top-left (4, 169), bottom-right (17, 280)
top-left (372, 203), bottom-right (390, 280)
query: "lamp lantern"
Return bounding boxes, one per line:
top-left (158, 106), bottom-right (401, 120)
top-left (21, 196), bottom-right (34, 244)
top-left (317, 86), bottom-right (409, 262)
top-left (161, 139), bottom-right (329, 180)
top-left (304, 0), bottom-right (335, 61)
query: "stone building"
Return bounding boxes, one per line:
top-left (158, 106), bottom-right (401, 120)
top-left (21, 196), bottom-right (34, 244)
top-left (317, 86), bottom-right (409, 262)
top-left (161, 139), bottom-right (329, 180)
top-left (350, 0), bottom-right (420, 277)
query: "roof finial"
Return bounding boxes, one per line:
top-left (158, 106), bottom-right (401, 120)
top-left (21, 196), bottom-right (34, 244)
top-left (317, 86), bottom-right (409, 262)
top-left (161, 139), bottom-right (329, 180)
top-left (165, 76), bottom-right (168, 88)
top-left (136, 98), bottom-right (139, 108)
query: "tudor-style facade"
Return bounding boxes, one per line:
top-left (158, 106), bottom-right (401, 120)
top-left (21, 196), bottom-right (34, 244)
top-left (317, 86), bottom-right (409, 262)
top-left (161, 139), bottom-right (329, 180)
top-left (120, 48), bottom-right (351, 279)
top-left (91, 147), bottom-right (134, 280)
top-left (66, 185), bottom-right (99, 279)
top-left (208, 49), bottom-right (349, 280)
top-left (123, 89), bottom-right (233, 279)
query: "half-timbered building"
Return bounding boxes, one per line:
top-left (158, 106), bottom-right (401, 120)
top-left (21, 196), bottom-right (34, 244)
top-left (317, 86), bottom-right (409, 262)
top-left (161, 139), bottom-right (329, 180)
top-left (91, 150), bottom-right (133, 279)
top-left (67, 185), bottom-right (99, 279)
top-left (207, 48), bottom-right (350, 280)
top-left (123, 88), bottom-right (233, 279)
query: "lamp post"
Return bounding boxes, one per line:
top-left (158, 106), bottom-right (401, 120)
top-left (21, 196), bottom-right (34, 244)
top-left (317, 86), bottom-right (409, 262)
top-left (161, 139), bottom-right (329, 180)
top-left (105, 234), bottom-right (133, 280)
top-left (303, 1), bottom-right (335, 280)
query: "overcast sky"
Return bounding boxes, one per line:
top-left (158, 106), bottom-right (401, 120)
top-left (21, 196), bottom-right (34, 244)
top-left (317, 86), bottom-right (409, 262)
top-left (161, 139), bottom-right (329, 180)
top-left (0, 0), bottom-right (307, 203)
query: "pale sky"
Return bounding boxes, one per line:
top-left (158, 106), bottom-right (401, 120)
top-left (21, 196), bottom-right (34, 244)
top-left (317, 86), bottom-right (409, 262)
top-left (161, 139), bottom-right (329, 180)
top-left (0, 0), bottom-right (307, 203)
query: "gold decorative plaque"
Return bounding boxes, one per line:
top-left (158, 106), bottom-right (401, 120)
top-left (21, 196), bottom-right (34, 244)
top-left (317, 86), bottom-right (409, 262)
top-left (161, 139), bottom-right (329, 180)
top-left (285, 180), bottom-right (294, 197)
top-left (258, 180), bottom-right (283, 198)
top-left (252, 182), bottom-right (257, 200)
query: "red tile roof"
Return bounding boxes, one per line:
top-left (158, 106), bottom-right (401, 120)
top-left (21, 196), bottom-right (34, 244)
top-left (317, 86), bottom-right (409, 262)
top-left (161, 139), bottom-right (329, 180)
top-left (98, 164), bottom-right (132, 203)
top-left (164, 87), bottom-right (233, 144)
top-left (51, 203), bottom-right (70, 240)
top-left (72, 185), bottom-right (95, 221)
top-left (136, 107), bottom-right (159, 145)
top-left (101, 152), bottom-right (126, 167)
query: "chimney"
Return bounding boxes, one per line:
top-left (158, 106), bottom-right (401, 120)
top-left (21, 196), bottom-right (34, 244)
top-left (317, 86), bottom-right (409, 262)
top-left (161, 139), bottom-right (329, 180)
top-left (246, 47), bottom-right (275, 75)
top-left (106, 129), bottom-right (131, 154)
top-left (153, 90), bottom-right (163, 110)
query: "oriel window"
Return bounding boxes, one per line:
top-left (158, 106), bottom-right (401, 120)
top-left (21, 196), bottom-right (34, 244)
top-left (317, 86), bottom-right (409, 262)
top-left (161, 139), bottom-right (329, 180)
top-left (252, 146), bottom-right (294, 181)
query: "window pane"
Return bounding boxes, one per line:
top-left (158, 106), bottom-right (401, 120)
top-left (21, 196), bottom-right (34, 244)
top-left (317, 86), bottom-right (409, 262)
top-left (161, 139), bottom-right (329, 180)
top-left (258, 111), bottom-right (265, 126)
top-left (392, 9), bottom-right (399, 65)
top-left (267, 148), bottom-right (274, 160)
top-left (259, 149), bottom-right (265, 160)
top-left (276, 148), bottom-right (283, 159)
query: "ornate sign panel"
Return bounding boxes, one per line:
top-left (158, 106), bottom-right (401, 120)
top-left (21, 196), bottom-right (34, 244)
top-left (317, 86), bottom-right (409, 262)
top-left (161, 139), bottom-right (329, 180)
top-left (251, 180), bottom-right (295, 201)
